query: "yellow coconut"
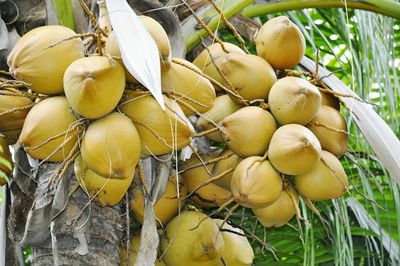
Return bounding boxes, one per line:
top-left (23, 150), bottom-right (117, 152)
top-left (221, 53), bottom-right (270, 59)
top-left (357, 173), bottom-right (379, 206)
top-left (214, 219), bottom-right (254, 266)
top-left (268, 77), bottom-right (321, 125)
top-left (0, 136), bottom-right (13, 185)
top-left (256, 16), bottom-right (305, 69)
top-left (193, 42), bottom-right (244, 91)
top-left (74, 156), bottom-right (133, 207)
top-left (295, 150), bottom-right (349, 201)
top-left (104, 31), bottom-right (136, 82)
top-left (321, 90), bottom-right (340, 110)
top-left (161, 59), bottom-right (216, 116)
top-left (231, 156), bottom-right (282, 208)
top-left (307, 105), bottom-right (348, 157)
top-left (139, 15), bottom-right (172, 66)
top-left (120, 234), bottom-right (165, 266)
top-left (120, 92), bottom-right (194, 156)
top-left (7, 25), bottom-right (84, 94)
top-left (219, 53), bottom-right (277, 102)
top-left (18, 97), bottom-right (79, 162)
top-left (268, 124), bottom-right (322, 175)
top-left (220, 106), bottom-right (277, 157)
top-left (212, 149), bottom-right (242, 190)
top-left (160, 211), bottom-right (224, 266)
top-left (181, 153), bottom-right (232, 208)
top-left (196, 95), bottom-right (242, 142)
top-left (0, 92), bottom-right (33, 137)
top-left (130, 175), bottom-right (187, 227)
top-left (63, 56), bottom-right (125, 119)
top-left (252, 186), bottom-right (298, 227)
top-left (81, 112), bottom-right (141, 179)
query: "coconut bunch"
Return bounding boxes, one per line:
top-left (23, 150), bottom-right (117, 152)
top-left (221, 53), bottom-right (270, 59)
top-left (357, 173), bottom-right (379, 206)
top-left (0, 6), bottom-right (216, 209)
top-left (186, 15), bottom-right (351, 229)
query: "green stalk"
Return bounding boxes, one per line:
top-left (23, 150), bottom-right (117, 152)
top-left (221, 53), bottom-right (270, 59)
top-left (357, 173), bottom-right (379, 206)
top-left (183, 0), bottom-right (255, 52)
top-left (242, 0), bottom-right (400, 19)
top-left (53, 0), bottom-right (75, 30)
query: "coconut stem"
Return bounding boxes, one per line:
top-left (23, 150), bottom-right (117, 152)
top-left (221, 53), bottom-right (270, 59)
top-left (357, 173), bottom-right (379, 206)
top-left (0, 103), bottom-right (35, 118)
top-left (217, 203), bottom-right (240, 235)
top-left (0, 88), bottom-right (48, 100)
top-left (78, 0), bottom-right (107, 37)
top-left (302, 196), bottom-right (332, 238)
top-left (45, 33), bottom-right (96, 50)
top-left (131, 118), bottom-right (173, 150)
top-left (186, 168), bottom-right (234, 199)
top-left (49, 140), bottom-right (81, 183)
top-left (181, 1), bottom-right (229, 53)
top-left (312, 122), bottom-right (349, 135)
top-left (0, 70), bottom-right (11, 76)
top-left (189, 143), bottom-right (213, 176)
top-left (178, 151), bottom-right (234, 174)
top-left (285, 70), bottom-right (313, 78)
top-left (206, 0), bottom-right (250, 54)
top-left (137, 161), bottom-right (152, 201)
top-left (26, 126), bottom-right (83, 151)
top-left (194, 126), bottom-right (220, 137)
top-left (284, 185), bottom-right (303, 220)
top-left (164, 90), bottom-right (209, 108)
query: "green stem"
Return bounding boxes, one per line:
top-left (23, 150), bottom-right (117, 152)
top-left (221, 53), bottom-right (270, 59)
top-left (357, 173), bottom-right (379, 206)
top-left (183, 0), bottom-right (255, 52)
top-left (242, 0), bottom-right (400, 20)
top-left (53, 0), bottom-right (75, 30)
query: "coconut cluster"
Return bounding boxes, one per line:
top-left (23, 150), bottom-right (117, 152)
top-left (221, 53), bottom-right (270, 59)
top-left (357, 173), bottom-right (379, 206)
top-left (0, 11), bottom-right (351, 265)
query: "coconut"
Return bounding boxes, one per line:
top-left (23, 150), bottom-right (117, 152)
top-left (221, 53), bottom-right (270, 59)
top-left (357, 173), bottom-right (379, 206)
top-left (63, 56), bottom-right (125, 119)
top-left (212, 149), bottom-right (242, 190)
top-left (220, 106), bottom-right (277, 157)
top-left (161, 59), bottom-right (216, 116)
top-left (219, 53), bottom-right (277, 102)
top-left (307, 105), bottom-right (348, 157)
top-left (268, 124), bottom-right (321, 175)
top-left (321, 90), bottom-right (340, 110)
top-left (256, 16), bottom-right (305, 69)
top-left (120, 92), bottom-right (194, 156)
top-left (268, 77), bottom-right (321, 125)
top-left (120, 234), bottom-right (165, 266)
top-left (252, 186), bottom-right (298, 227)
top-left (196, 95), bottom-right (242, 142)
top-left (104, 31), bottom-right (136, 82)
top-left (74, 156), bottom-right (133, 207)
top-left (0, 136), bottom-right (13, 182)
top-left (295, 150), bottom-right (349, 201)
top-left (7, 25), bottom-right (84, 94)
top-left (193, 42), bottom-right (244, 91)
top-left (213, 219), bottom-right (254, 266)
top-left (181, 153), bottom-right (232, 208)
top-left (18, 97), bottom-right (79, 162)
top-left (81, 112), bottom-right (141, 179)
top-left (160, 211), bottom-right (224, 266)
top-left (0, 92), bottom-right (33, 137)
top-left (231, 156), bottom-right (282, 208)
top-left (130, 175), bottom-right (187, 227)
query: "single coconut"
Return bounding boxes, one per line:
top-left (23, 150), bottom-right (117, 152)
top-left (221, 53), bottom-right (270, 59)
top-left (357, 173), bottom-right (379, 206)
top-left (181, 153), bottom-right (232, 208)
top-left (268, 124), bottom-right (321, 175)
top-left (214, 219), bottom-right (254, 266)
top-left (212, 149), bottom-right (242, 190)
top-left (64, 56), bottom-right (125, 119)
top-left (81, 112), bottom-right (141, 179)
top-left (0, 136), bottom-right (13, 184)
top-left (74, 155), bottom-right (133, 207)
top-left (7, 25), bottom-right (84, 94)
top-left (295, 150), bottom-right (349, 201)
top-left (161, 59), bottom-right (216, 116)
top-left (252, 186), bottom-right (298, 227)
top-left (193, 42), bottom-right (244, 91)
top-left (307, 105), bottom-right (348, 157)
top-left (18, 97), bottom-right (79, 162)
top-left (120, 92), bottom-right (194, 156)
top-left (268, 77), bottom-right (321, 125)
top-left (120, 234), bottom-right (165, 266)
top-left (220, 106), bottom-right (277, 157)
top-left (130, 175), bottom-right (187, 227)
top-left (219, 53), bottom-right (277, 102)
top-left (196, 95), bottom-right (242, 142)
top-left (0, 92), bottom-right (33, 137)
top-left (160, 211), bottom-right (224, 266)
top-left (231, 156), bottom-right (282, 208)
top-left (256, 16), bottom-right (305, 69)
top-left (321, 90), bottom-right (340, 110)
